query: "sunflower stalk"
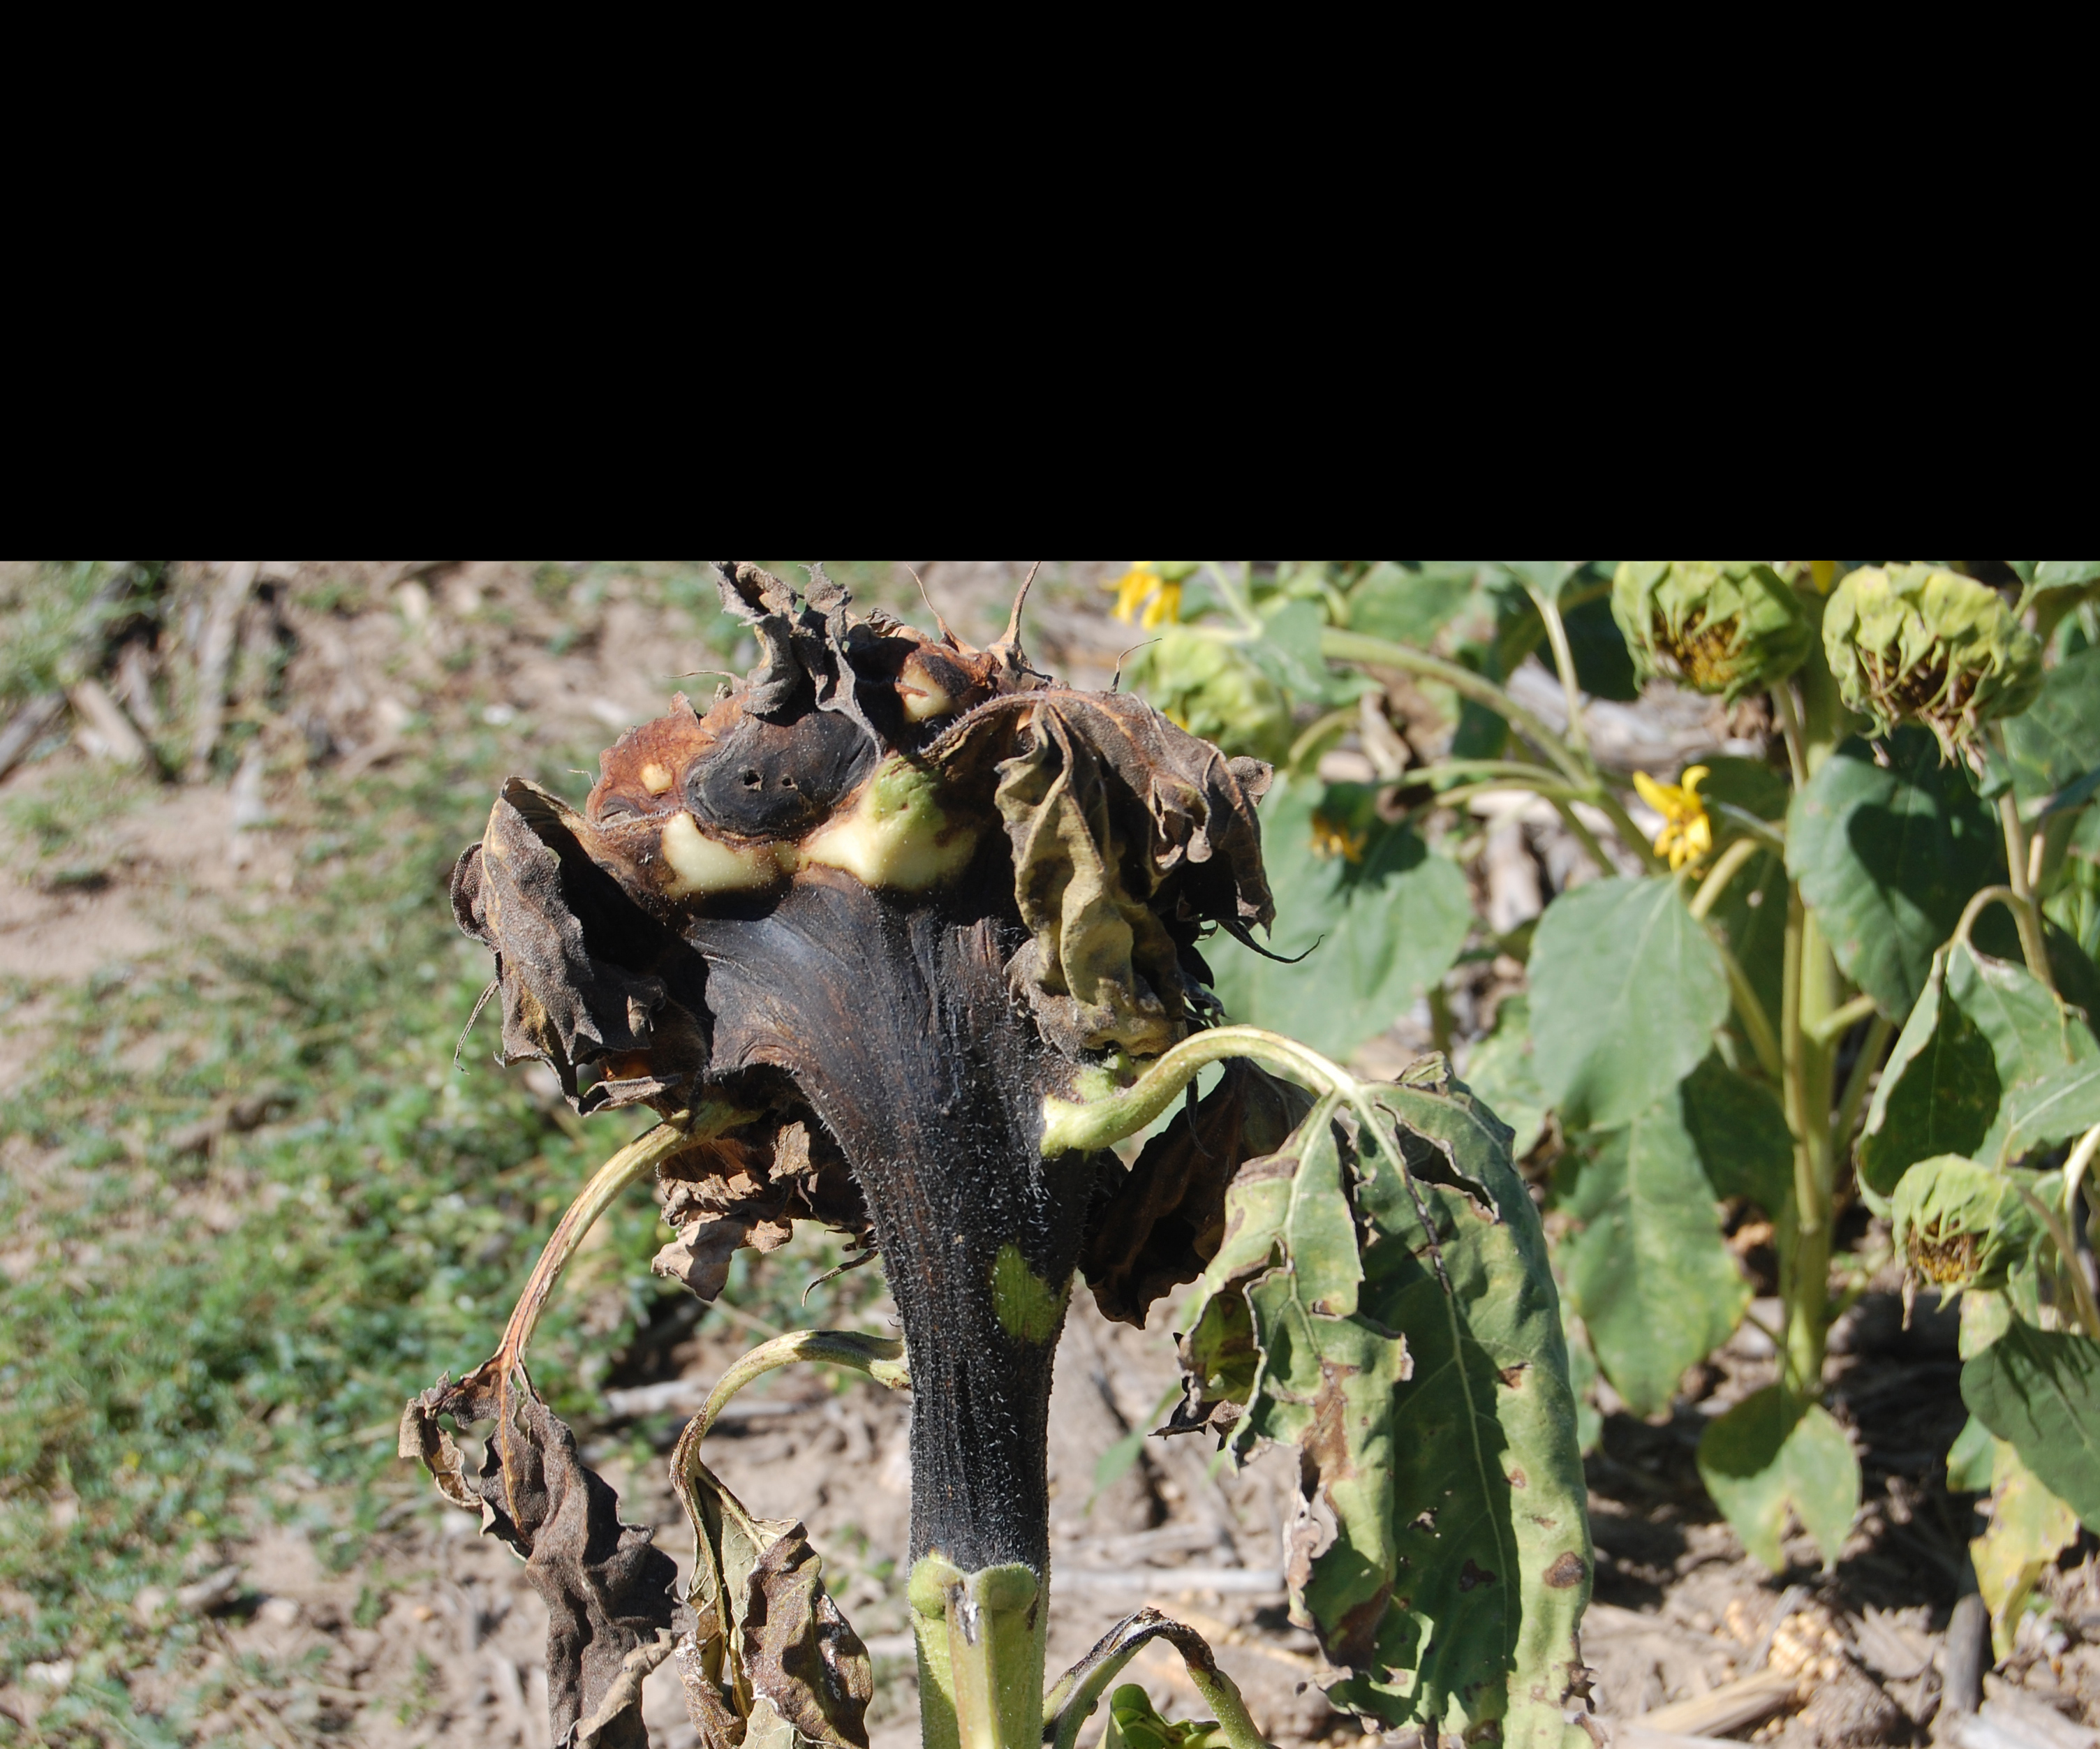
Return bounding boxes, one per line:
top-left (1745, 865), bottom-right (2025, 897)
top-left (1772, 640), bottom-right (1854, 1413)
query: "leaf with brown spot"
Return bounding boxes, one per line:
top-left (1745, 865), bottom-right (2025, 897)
top-left (1174, 1076), bottom-right (1592, 1749)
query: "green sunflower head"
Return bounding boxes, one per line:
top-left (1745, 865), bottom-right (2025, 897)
top-left (1611, 561), bottom-right (1814, 702)
top-left (1822, 564), bottom-right (2043, 759)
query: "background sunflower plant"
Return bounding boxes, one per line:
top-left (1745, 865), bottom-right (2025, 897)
top-left (1117, 560), bottom-right (2100, 1653)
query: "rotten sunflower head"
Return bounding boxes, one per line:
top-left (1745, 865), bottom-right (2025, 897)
top-left (1611, 560), bottom-right (1814, 702)
top-left (449, 561), bottom-right (1290, 1580)
top-left (1822, 563), bottom-right (2043, 760)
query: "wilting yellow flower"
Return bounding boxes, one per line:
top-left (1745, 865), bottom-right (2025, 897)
top-left (1308, 813), bottom-right (1368, 863)
top-left (1109, 562), bottom-right (1182, 629)
top-left (1807, 560), bottom-right (1838, 594)
top-left (1633, 765), bottom-right (1713, 871)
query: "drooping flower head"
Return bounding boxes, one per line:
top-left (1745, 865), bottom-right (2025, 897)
top-left (1891, 1154), bottom-right (2043, 1296)
top-left (1612, 561), bottom-right (1814, 702)
top-left (1822, 563), bottom-right (2043, 760)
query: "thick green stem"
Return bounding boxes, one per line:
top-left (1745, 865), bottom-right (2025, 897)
top-left (1995, 784), bottom-right (2057, 989)
top-left (910, 1558), bottom-right (1046, 1749)
top-left (1793, 610), bottom-right (1851, 780)
top-left (1772, 626), bottom-right (1853, 1407)
top-left (1779, 871), bottom-right (1842, 1409)
top-left (1043, 1026), bottom-right (1349, 1157)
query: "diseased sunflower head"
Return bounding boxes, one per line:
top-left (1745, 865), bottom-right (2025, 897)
top-left (1822, 563), bottom-right (2043, 760)
top-left (1611, 561), bottom-right (1814, 702)
top-left (449, 562), bottom-right (1282, 1327)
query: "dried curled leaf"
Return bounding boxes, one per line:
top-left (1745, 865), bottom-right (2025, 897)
top-left (652, 1119), bottom-right (871, 1303)
top-left (930, 687), bottom-right (1272, 1058)
top-left (1083, 1060), bottom-right (1311, 1327)
top-left (994, 714), bottom-right (1188, 1056)
top-left (673, 1422), bottom-right (874, 1749)
top-left (399, 1367), bottom-right (679, 1748)
top-left (452, 776), bottom-right (713, 1113)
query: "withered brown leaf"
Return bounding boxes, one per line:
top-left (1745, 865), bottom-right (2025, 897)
top-left (400, 1367), bottom-right (679, 1748)
top-left (1081, 1060), bottom-right (1312, 1327)
top-left (673, 1422), bottom-right (873, 1749)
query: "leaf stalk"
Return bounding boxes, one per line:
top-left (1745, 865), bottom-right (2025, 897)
top-left (1319, 629), bottom-right (1591, 790)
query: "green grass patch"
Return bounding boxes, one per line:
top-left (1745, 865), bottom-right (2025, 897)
top-left (0, 717), bottom-right (885, 1718)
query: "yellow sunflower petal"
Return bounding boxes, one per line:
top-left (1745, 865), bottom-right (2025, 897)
top-left (1109, 563), bottom-right (1160, 623)
top-left (1633, 770), bottom-right (1673, 815)
top-left (1140, 580), bottom-right (1182, 629)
